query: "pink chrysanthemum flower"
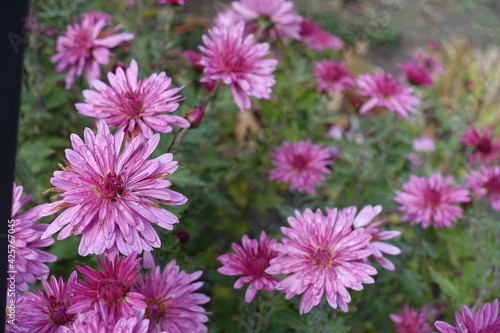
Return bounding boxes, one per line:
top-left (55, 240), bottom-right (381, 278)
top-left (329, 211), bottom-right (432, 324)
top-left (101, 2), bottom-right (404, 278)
top-left (218, 0), bottom-right (303, 41)
top-left (61, 307), bottom-right (150, 333)
top-left (41, 120), bottom-right (187, 257)
top-left (434, 299), bottom-right (500, 333)
top-left (10, 183), bottom-right (57, 292)
top-left (68, 253), bottom-right (146, 324)
top-left (356, 72), bottom-right (420, 119)
top-left (389, 305), bottom-right (432, 333)
top-left (266, 207), bottom-right (377, 314)
top-left (76, 59), bottom-right (189, 141)
top-left (300, 18), bottom-right (343, 51)
top-left (199, 20), bottom-right (277, 111)
top-left (351, 205), bottom-right (401, 271)
top-left (51, 12), bottom-right (134, 89)
top-left (12, 272), bottom-right (79, 332)
top-left (269, 140), bottom-right (332, 194)
top-left (460, 125), bottom-right (500, 165)
top-left (399, 61), bottom-right (434, 87)
top-left (217, 231), bottom-right (280, 303)
top-left (465, 166), bottom-right (500, 212)
top-left (414, 51), bottom-right (444, 75)
top-left (394, 173), bottom-right (470, 228)
top-left (134, 254), bottom-right (210, 333)
top-left (413, 136), bottom-right (435, 152)
top-left (313, 60), bottom-right (355, 94)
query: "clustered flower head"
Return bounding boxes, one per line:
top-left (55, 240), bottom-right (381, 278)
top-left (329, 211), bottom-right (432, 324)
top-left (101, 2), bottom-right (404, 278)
top-left (10, 183), bottom-right (57, 292)
top-left (389, 304), bottom-right (433, 333)
top-left (300, 18), bottom-right (343, 51)
top-left (356, 72), bottom-right (420, 119)
top-left (460, 125), bottom-right (500, 165)
top-left (217, 231), bottom-right (280, 303)
top-left (394, 173), bottom-right (470, 228)
top-left (41, 120), bottom-right (187, 257)
top-left (266, 207), bottom-right (378, 314)
top-left (313, 60), bottom-right (355, 94)
top-left (51, 11), bottom-right (134, 89)
top-left (216, 0), bottom-right (303, 41)
top-left (199, 20), bottom-right (278, 111)
top-left (134, 253), bottom-right (210, 332)
top-left (434, 299), bottom-right (500, 333)
top-left (269, 140), bottom-right (332, 194)
top-left (466, 166), bottom-right (500, 211)
top-left (76, 59), bottom-right (189, 141)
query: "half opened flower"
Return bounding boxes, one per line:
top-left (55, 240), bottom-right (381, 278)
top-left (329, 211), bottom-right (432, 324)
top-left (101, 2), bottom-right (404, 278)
top-left (76, 59), bottom-right (189, 141)
top-left (434, 299), bottom-right (500, 333)
top-left (41, 120), bottom-right (187, 257)
top-left (51, 12), bottom-right (134, 89)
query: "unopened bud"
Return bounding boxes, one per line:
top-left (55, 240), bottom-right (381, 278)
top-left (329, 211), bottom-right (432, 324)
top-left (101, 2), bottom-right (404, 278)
top-left (186, 107), bottom-right (206, 128)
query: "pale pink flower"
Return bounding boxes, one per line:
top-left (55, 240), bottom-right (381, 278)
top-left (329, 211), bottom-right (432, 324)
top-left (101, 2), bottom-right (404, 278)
top-left (394, 173), bottom-right (470, 228)
top-left (465, 166), bottom-right (500, 211)
top-left (63, 307), bottom-right (150, 333)
top-left (12, 272), bottom-right (79, 332)
top-left (10, 183), bottom-right (57, 292)
top-left (460, 125), bottom-right (500, 165)
top-left (68, 253), bottom-right (146, 324)
top-left (390, 305), bottom-right (432, 333)
top-left (269, 140), bottom-right (332, 194)
top-left (434, 299), bottom-right (500, 333)
top-left (300, 18), bottom-right (343, 51)
top-left (266, 207), bottom-right (377, 314)
top-left (217, 0), bottom-right (303, 41)
top-left (313, 60), bottom-right (355, 94)
top-left (352, 205), bottom-right (401, 271)
top-left (41, 120), bottom-right (187, 257)
top-left (406, 153), bottom-right (423, 168)
top-left (51, 12), bottom-right (134, 89)
top-left (217, 231), bottom-right (280, 303)
top-left (76, 59), bottom-right (189, 141)
top-left (413, 136), bottom-right (435, 152)
top-left (356, 72), bottom-right (420, 119)
top-left (199, 21), bottom-right (277, 111)
top-left (324, 125), bottom-right (344, 140)
top-left (399, 61), bottom-right (434, 87)
top-left (134, 255), bottom-right (210, 333)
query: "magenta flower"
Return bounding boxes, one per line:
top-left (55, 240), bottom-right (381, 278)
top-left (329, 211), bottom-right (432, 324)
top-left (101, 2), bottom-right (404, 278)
top-left (389, 305), bottom-right (432, 333)
top-left (266, 207), bottom-right (377, 314)
top-left (218, 0), bottom-right (303, 41)
top-left (10, 183), bottom-right (57, 292)
top-left (217, 231), bottom-right (280, 303)
top-left (199, 20), bottom-right (277, 111)
top-left (414, 51), bottom-right (444, 75)
top-left (269, 140), bottom-right (332, 194)
top-left (134, 255), bottom-right (210, 333)
top-left (300, 18), bottom-right (343, 51)
top-left (399, 61), bottom-right (434, 87)
top-left (394, 173), bottom-right (470, 228)
top-left (356, 72), bottom-right (420, 119)
top-left (76, 59), bottom-right (189, 141)
top-left (413, 136), bottom-right (435, 152)
top-left (434, 299), bottom-right (500, 333)
top-left (352, 205), bottom-right (401, 271)
top-left (12, 272), bottom-right (78, 332)
top-left (313, 60), bottom-right (355, 94)
top-left (51, 12), bottom-right (134, 89)
top-left (465, 166), bottom-right (500, 211)
top-left (460, 125), bottom-right (500, 165)
top-left (41, 120), bottom-right (187, 257)
top-left (68, 253), bottom-right (146, 324)
top-left (158, 0), bottom-right (187, 4)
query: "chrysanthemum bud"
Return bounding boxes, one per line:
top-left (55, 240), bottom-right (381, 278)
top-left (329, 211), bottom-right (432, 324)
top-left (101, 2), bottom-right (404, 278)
top-left (186, 107), bottom-right (206, 128)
